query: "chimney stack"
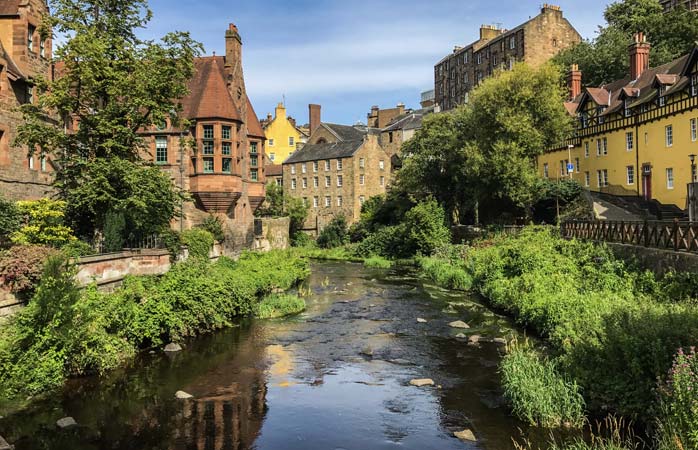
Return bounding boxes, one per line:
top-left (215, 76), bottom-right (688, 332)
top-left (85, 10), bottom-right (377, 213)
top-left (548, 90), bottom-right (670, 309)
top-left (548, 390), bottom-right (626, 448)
top-left (629, 32), bottom-right (651, 81)
top-left (567, 64), bottom-right (582, 100)
top-left (309, 104), bottom-right (321, 135)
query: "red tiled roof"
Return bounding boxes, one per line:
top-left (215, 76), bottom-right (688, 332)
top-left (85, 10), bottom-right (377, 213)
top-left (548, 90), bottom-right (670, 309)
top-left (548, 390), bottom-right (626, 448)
top-left (265, 164), bottom-right (283, 176)
top-left (586, 88), bottom-right (610, 106)
top-left (655, 74), bottom-right (679, 85)
top-left (246, 97), bottom-right (265, 138)
top-left (0, 0), bottom-right (20, 16)
top-left (181, 56), bottom-right (241, 121)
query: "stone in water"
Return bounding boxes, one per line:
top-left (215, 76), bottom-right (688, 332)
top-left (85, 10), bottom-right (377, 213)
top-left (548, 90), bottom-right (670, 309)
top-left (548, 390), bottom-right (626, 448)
top-left (417, 318), bottom-right (428, 323)
top-left (164, 343), bottom-right (182, 353)
top-left (449, 321), bottom-right (470, 329)
top-left (175, 391), bottom-right (193, 399)
top-left (454, 429), bottom-right (477, 442)
top-left (410, 378), bottom-right (435, 387)
top-left (56, 417), bottom-right (77, 429)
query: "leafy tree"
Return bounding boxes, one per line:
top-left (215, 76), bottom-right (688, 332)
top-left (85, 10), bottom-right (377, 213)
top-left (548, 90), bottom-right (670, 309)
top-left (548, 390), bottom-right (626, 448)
top-left (0, 195), bottom-right (20, 243)
top-left (256, 183), bottom-right (284, 218)
top-left (402, 199), bottom-right (451, 256)
top-left (103, 210), bottom-right (126, 253)
top-left (553, 1), bottom-right (698, 86)
top-left (198, 215), bottom-right (225, 242)
top-left (15, 0), bottom-right (202, 237)
top-left (317, 216), bottom-right (349, 249)
top-left (257, 183), bottom-right (309, 243)
top-left (11, 199), bottom-right (76, 247)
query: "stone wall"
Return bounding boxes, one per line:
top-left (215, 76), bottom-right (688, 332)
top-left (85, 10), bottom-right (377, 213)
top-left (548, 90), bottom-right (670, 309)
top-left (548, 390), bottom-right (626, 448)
top-left (607, 242), bottom-right (698, 277)
top-left (75, 249), bottom-right (173, 289)
top-left (253, 217), bottom-right (290, 251)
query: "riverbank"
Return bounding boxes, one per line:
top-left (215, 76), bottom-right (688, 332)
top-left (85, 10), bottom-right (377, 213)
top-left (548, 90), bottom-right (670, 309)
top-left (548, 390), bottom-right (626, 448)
top-left (0, 250), bottom-right (310, 403)
top-left (417, 227), bottom-right (698, 447)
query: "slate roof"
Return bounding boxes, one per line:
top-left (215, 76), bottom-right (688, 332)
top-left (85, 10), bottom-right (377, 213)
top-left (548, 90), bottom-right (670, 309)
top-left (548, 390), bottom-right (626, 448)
top-left (0, 0), bottom-right (20, 16)
top-left (322, 123), bottom-right (366, 141)
top-left (182, 57), bottom-right (241, 121)
top-left (283, 140), bottom-right (363, 164)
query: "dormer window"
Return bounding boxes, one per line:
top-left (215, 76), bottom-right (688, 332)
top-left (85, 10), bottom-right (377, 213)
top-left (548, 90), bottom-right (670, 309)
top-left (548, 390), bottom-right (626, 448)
top-left (692, 74), bottom-right (698, 97)
top-left (624, 99), bottom-right (632, 117)
top-left (658, 86), bottom-right (667, 107)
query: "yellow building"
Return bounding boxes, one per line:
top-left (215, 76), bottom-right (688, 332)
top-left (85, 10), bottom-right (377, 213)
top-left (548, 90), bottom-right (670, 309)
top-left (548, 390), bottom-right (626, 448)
top-left (262, 103), bottom-right (308, 164)
top-left (539, 33), bottom-right (698, 215)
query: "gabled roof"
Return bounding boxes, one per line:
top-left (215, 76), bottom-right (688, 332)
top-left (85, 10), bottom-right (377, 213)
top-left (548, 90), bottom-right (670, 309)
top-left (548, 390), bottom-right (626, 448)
top-left (181, 56), bottom-right (241, 121)
top-left (0, 0), bottom-right (20, 16)
top-left (321, 123), bottom-right (366, 141)
top-left (265, 163), bottom-right (283, 176)
top-left (283, 140), bottom-right (364, 164)
top-left (382, 113), bottom-right (425, 132)
top-left (246, 97), bottom-right (265, 139)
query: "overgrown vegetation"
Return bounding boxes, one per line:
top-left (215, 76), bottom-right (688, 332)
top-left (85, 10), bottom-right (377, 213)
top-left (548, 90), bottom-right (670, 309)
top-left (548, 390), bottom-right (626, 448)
top-left (0, 250), bottom-right (309, 399)
top-left (657, 348), bottom-right (698, 450)
top-left (0, 245), bottom-right (60, 299)
top-left (363, 256), bottom-right (392, 269)
top-left (10, 199), bottom-right (76, 248)
top-left (318, 216), bottom-right (349, 249)
top-left (254, 294), bottom-right (306, 319)
top-left (180, 229), bottom-right (214, 260)
top-left (198, 215), bottom-right (225, 242)
top-left (256, 183), bottom-right (309, 245)
top-left (0, 195), bottom-right (20, 245)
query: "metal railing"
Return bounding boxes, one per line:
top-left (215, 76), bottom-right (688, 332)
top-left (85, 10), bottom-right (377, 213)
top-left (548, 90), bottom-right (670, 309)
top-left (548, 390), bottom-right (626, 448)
top-left (562, 219), bottom-right (698, 253)
top-left (95, 234), bottom-right (166, 254)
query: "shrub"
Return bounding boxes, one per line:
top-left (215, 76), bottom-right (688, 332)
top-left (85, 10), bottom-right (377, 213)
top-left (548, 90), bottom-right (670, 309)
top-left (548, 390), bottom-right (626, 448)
top-left (103, 210), bottom-right (126, 252)
top-left (198, 215), bottom-right (225, 242)
top-left (291, 231), bottom-right (314, 248)
top-left (318, 216), bottom-right (349, 249)
top-left (402, 199), bottom-right (451, 256)
top-left (254, 294), bottom-right (305, 319)
top-left (159, 228), bottom-right (182, 260)
top-left (354, 224), bottom-right (408, 258)
top-left (418, 256), bottom-right (472, 290)
top-left (181, 228), bottom-right (214, 260)
top-left (10, 199), bottom-right (76, 247)
top-left (363, 256), bottom-right (392, 269)
top-left (657, 348), bottom-right (698, 450)
top-left (0, 195), bottom-right (20, 243)
top-left (501, 340), bottom-right (586, 428)
top-left (61, 240), bottom-right (95, 258)
top-left (0, 245), bottom-right (59, 298)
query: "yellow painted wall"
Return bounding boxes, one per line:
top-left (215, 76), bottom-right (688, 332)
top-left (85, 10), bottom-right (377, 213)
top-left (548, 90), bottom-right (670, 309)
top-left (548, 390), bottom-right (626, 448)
top-left (263, 103), bottom-right (303, 164)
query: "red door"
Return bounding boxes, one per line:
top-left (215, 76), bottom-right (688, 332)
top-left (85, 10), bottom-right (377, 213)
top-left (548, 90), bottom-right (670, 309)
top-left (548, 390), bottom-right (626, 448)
top-left (642, 164), bottom-right (652, 201)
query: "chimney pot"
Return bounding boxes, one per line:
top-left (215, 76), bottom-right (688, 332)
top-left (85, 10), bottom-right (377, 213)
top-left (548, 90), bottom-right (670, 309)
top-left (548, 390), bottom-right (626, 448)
top-left (629, 32), bottom-right (651, 80)
top-left (567, 64), bottom-right (582, 100)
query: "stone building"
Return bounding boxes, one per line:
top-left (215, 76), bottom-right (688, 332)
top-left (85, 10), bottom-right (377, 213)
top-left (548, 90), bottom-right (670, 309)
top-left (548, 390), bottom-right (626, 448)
top-left (659, 0), bottom-right (698, 11)
top-left (260, 102), bottom-right (309, 164)
top-left (140, 24), bottom-right (267, 252)
top-left (0, 0), bottom-right (53, 201)
top-left (379, 107), bottom-right (434, 159)
top-left (367, 103), bottom-right (406, 129)
top-left (282, 120), bottom-right (391, 232)
top-left (434, 4), bottom-right (581, 111)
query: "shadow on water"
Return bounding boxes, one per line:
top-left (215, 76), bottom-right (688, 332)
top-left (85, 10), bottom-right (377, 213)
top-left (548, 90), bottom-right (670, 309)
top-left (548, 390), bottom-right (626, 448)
top-left (0, 261), bottom-right (564, 450)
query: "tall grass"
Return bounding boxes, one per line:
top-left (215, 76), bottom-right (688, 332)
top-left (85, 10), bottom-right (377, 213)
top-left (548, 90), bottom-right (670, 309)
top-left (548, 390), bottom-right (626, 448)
top-left (515, 417), bottom-right (640, 450)
top-left (255, 294), bottom-right (306, 319)
top-left (363, 256), bottom-right (392, 269)
top-left (418, 256), bottom-right (472, 290)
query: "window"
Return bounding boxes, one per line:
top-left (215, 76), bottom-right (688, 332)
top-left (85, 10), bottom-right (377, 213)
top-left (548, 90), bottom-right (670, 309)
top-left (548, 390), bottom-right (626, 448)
top-left (203, 125), bottom-right (214, 140)
top-left (337, 196), bottom-right (343, 207)
top-left (626, 132), bottom-right (634, 151)
top-left (291, 179), bottom-right (297, 189)
top-left (667, 168), bottom-right (675, 189)
top-left (464, 52), bottom-right (469, 64)
top-left (359, 196), bottom-right (366, 206)
top-left (379, 160), bottom-right (385, 170)
top-left (276, 178), bottom-right (282, 187)
top-left (203, 158), bottom-right (214, 173)
top-left (597, 170), bottom-right (608, 188)
top-left (324, 196), bottom-right (331, 207)
top-left (596, 139), bottom-right (601, 156)
top-left (314, 177), bottom-right (319, 188)
top-left (222, 158), bottom-right (232, 174)
top-left (313, 161), bottom-right (319, 172)
top-left (360, 174), bottom-right (365, 185)
top-left (313, 196), bottom-right (319, 208)
top-left (508, 57), bottom-right (515, 71)
top-left (337, 159), bottom-right (343, 170)
top-left (155, 136), bottom-right (168, 164)
top-left (303, 197), bottom-right (308, 207)
top-left (492, 54), bottom-right (498, 66)
top-left (666, 125), bottom-right (673, 147)
top-left (325, 176), bottom-right (331, 187)
top-left (659, 86), bottom-right (667, 106)
top-left (692, 118), bottom-right (698, 142)
top-left (560, 160), bottom-right (565, 177)
top-left (302, 163), bottom-right (307, 173)
top-left (359, 158), bottom-right (365, 168)
top-left (692, 74), bottom-right (698, 97)
top-left (552, 38), bottom-right (558, 48)
top-left (269, 153), bottom-right (276, 162)
top-left (380, 176), bottom-right (385, 186)
top-left (268, 139), bottom-right (275, 147)
top-left (28, 155), bottom-right (34, 170)
top-left (40, 39), bottom-right (45, 58)
top-left (585, 171), bottom-right (590, 187)
top-left (476, 53), bottom-right (482, 65)
top-left (222, 142), bottom-right (232, 155)
top-left (39, 156), bottom-right (46, 172)
top-left (575, 158), bottom-right (580, 173)
top-left (302, 178), bottom-right (308, 189)
top-left (602, 138), bottom-right (608, 155)
top-left (627, 166), bottom-right (635, 185)
top-left (585, 142), bottom-right (590, 158)
top-left (250, 169), bottom-right (258, 182)
top-left (291, 165), bottom-right (296, 175)
top-left (203, 140), bottom-right (214, 155)
top-left (26, 85), bottom-right (33, 104)
top-left (337, 175), bottom-right (343, 187)
top-left (251, 142), bottom-right (258, 154)
top-left (543, 163), bottom-right (549, 178)
top-left (624, 99), bottom-right (632, 117)
top-left (222, 126), bottom-right (231, 140)
top-left (289, 137), bottom-right (295, 147)
top-left (27, 25), bottom-right (35, 52)
top-left (250, 155), bottom-right (258, 167)
top-left (325, 160), bottom-right (331, 171)
top-left (602, 169), bottom-right (609, 187)
top-left (510, 36), bottom-right (517, 49)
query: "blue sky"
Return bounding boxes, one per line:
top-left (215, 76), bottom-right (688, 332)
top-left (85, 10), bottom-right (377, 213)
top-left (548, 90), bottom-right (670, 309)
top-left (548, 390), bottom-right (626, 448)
top-left (142, 0), bottom-right (613, 125)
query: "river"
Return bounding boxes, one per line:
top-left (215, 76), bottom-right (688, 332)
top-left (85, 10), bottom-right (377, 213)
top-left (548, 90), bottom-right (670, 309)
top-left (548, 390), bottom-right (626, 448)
top-left (0, 261), bottom-right (553, 450)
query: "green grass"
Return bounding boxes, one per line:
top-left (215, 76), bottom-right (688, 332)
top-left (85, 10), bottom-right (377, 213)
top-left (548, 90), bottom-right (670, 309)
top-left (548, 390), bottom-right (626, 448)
top-left (501, 339), bottom-right (586, 428)
top-left (255, 294), bottom-right (306, 319)
top-left (363, 256), bottom-right (392, 269)
top-left (292, 245), bottom-right (364, 263)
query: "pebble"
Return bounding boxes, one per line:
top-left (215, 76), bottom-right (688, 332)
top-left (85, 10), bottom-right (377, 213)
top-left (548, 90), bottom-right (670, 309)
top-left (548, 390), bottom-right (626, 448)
top-left (417, 318), bottom-right (428, 323)
top-left (454, 429), bottom-right (477, 442)
top-left (455, 333), bottom-right (467, 339)
top-left (449, 321), bottom-right (470, 329)
top-left (0, 435), bottom-right (11, 450)
top-left (56, 417), bottom-right (77, 429)
top-left (409, 378), bottom-right (435, 387)
top-left (175, 391), bottom-right (194, 400)
top-left (360, 347), bottom-right (374, 357)
top-left (164, 343), bottom-right (182, 353)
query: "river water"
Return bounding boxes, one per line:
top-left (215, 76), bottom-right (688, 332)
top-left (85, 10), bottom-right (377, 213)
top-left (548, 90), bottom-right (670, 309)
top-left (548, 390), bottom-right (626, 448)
top-left (0, 261), bottom-right (552, 450)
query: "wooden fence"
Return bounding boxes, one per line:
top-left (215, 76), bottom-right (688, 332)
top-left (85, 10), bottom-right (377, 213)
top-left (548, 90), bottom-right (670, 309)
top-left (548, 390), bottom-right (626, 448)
top-left (562, 220), bottom-right (698, 253)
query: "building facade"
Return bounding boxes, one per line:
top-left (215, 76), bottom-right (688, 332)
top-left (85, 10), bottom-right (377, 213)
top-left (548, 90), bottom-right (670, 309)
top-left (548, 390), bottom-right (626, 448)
top-left (659, 0), bottom-right (698, 11)
top-left (538, 33), bottom-right (698, 212)
top-left (282, 123), bottom-right (391, 231)
top-left (434, 4), bottom-right (581, 111)
top-left (140, 24), bottom-right (267, 251)
top-left (0, 0), bottom-right (53, 201)
top-left (261, 103), bottom-right (308, 164)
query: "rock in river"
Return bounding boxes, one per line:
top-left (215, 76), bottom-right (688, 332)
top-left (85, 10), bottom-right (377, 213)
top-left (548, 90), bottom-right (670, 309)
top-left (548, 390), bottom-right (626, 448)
top-left (417, 318), bottom-right (428, 323)
top-left (56, 417), bottom-right (77, 429)
top-left (0, 435), bottom-right (12, 450)
top-left (164, 343), bottom-right (182, 353)
top-left (409, 378), bottom-right (435, 387)
top-left (449, 321), bottom-right (470, 329)
top-left (468, 335), bottom-right (481, 344)
top-left (454, 428), bottom-right (477, 442)
top-left (175, 391), bottom-right (193, 400)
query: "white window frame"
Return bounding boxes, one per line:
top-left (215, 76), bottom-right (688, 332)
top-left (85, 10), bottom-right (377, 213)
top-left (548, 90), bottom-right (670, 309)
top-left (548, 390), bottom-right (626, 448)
top-left (324, 196), bottom-right (331, 207)
top-left (301, 163), bottom-right (307, 174)
top-left (337, 196), bottom-right (343, 207)
top-left (313, 177), bottom-right (319, 188)
top-left (692, 74), bottom-right (698, 97)
top-left (379, 160), bottom-right (385, 170)
top-left (28, 155), bottom-right (34, 170)
top-left (626, 132), bottom-right (634, 151)
top-left (155, 136), bottom-right (168, 164)
top-left (667, 168), bottom-right (674, 189)
top-left (380, 176), bottom-right (385, 186)
top-left (585, 171), bottom-right (590, 187)
top-left (692, 118), bottom-right (698, 142)
top-left (359, 174), bottom-right (365, 185)
top-left (584, 142), bottom-right (590, 158)
top-left (602, 138), bottom-right (608, 155)
top-left (268, 139), bottom-right (275, 147)
top-left (596, 139), bottom-right (601, 156)
top-left (543, 163), bottom-right (549, 178)
top-left (291, 165), bottom-right (296, 175)
top-left (313, 196), bottom-right (319, 208)
top-left (666, 125), bottom-right (673, 147)
top-left (627, 166), bottom-right (635, 185)
top-left (337, 175), bottom-right (343, 187)
top-left (337, 159), bottom-right (343, 171)
top-left (325, 176), bottom-right (331, 187)
top-left (509, 36), bottom-right (516, 49)
top-left (302, 178), bottom-right (308, 189)
top-left (575, 158), bottom-right (580, 173)
top-left (313, 161), bottom-right (319, 172)
top-left (40, 156), bottom-right (47, 172)
top-left (325, 160), bottom-right (331, 171)
top-left (359, 158), bottom-right (365, 168)
top-left (289, 136), bottom-right (295, 147)
top-left (291, 179), bottom-right (297, 190)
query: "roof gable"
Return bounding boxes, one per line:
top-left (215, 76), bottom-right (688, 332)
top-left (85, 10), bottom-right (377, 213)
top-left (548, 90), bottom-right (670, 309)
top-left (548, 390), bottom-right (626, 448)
top-left (182, 57), bottom-right (241, 121)
top-left (283, 140), bottom-right (364, 164)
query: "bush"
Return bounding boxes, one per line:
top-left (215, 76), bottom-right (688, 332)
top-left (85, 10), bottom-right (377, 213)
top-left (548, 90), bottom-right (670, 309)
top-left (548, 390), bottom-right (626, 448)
top-left (159, 228), bottom-right (182, 261)
top-left (198, 215), bottom-right (225, 242)
top-left (354, 224), bottom-right (408, 259)
top-left (291, 231), bottom-right (314, 248)
top-left (657, 348), bottom-right (698, 450)
top-left (61, 240), bottom-right (95, 258)
top-left (0, 245), bottom-right (59, 298)
top-left (418, 256), bottom-right (472, 290)
top-left (103, 210), bottom-right (126, 252)
top-left (0, 195), bottom-right (20, 243)
top-left (254, 294), bottom-right (306, 319)
top-left (501, 340), bottom-right (586, 428)
top-left (318, 216), bottom-right (349, 249)
top-left (363, 256), bottom-right (392, 269)
top-left (402, 199), bottom-right (451, 256)
top-left (181, 228), bottom-right (214, 260)
top-left (10, 199), bottom-right (76, 247)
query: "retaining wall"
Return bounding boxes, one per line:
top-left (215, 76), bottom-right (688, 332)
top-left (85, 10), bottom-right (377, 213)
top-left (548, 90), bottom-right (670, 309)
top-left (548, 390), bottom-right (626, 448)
top-left (607, 242), bottom-right (698, 276)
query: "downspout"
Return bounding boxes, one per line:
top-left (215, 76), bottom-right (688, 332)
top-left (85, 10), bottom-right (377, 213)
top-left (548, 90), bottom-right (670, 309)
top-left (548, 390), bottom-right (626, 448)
top-left (635, 113), bottom-right (640, 197)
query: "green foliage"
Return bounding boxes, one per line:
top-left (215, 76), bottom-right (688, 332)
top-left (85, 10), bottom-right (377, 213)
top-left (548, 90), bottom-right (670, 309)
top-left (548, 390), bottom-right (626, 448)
top-left (60, 240), bottom-right (95, 258)
top-left (553, 0), bottom-right (698, 86)
top-left (103, 210), bottom-right (126, 253)
top-left (198, 215), bottom-right (225, 242)
top-left (657, 348), bottom-right (698, 450)
top-left (10, 199), bottom-right (76, 247)
top-left (258, 183), bottom-right (309, 245)
top-left (354, 224), bottom-right (409, 258)
top-left (0, 195), bottom-right (20, 243)
top-left (159, 228), bottom-right (182, 260)
top-left (180, 228), bottom-right (214, 260)
top-left (317, 216), bottom-right (349, 249)
top-left (0, 245), bottom-right (59, 298)
top-left (257, 182), bottom-right (284, 218)
top-left (254, 294), bottom-right (306, 319)
top-left (291, 231), bottom-right (314, 248)
top-left (363, 256), bottom-right (393, 269)
top-left (402, 199), bottom-right (451, 256)
top-left (501, 340), bottom-right (586, 428)
top-left (418, 256), bottom-right (472, 290)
